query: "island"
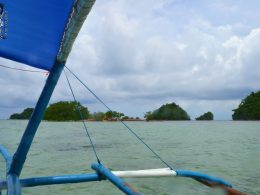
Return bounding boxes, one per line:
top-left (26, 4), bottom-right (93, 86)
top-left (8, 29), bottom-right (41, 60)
top-left (9, 101), bottom-right (142, 121)
top-left (44, 101), bottom-right (89, 121)
top-left (144, 102), bottom-right (190, 121)
top-left (232, 91), bottom-right (260, 120)
top-left (9, 108), bottom-right (34, 119)
top-left (195, 112), bottom-right (214, 120)
top-left (9, 101), bottom-right (89, 121)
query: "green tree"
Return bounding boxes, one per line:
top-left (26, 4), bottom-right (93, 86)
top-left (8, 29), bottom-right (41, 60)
top-left (111, 111), bottom-right (124, 118)
top-left (195, 112), bottom-right (214, 120)
top-left (104, 110), bottom-right (124, 120)
top-left (122, 116), bottom-right (129, 120)
top-left (232, 91), bottom-right (260, 120)
top-left (144, 111), bottom-right (153, 121)
top-left (44, 101), bottom-right (89, 121)
top-left (144, 102), bottom-right (190, 121)
top-left (105, 111), bottom-right (113, 119)
top-left (10, 108), bottom-right (34, 119)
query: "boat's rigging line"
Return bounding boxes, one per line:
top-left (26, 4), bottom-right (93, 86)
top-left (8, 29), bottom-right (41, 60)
top-left (63, 69), bottom-right (101, 163)
top-left (0, 64), bottom-right (48, 74)
top-left (0, 61), bottom-right (174, 169)
top-left (64, 65), bottom-right (174, 170)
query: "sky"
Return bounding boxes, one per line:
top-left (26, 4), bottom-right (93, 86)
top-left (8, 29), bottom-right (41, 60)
top-left (1, 0), bottom-right (260, 120)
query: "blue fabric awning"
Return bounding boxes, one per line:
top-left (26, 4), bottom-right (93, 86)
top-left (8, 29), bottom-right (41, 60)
top-left (0, 0), bottom-right (74, 70)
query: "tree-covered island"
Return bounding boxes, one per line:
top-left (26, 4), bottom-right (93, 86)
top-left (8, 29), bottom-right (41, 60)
top-left (9, 102), bottom-right (89, 121)
top-left (195, 112), bottom-right (214, 120)
top-left (9, 108), bottom-right (34, 119)
top-left (9, 101), bottom-right (142, 121)
top-left (144, 102), bottom-right (190, 121)
top-left (10, 92), bottom-right (259, 121)
top-left (232, 91), bottom-right (260, 120)
top-left (44, 101), bottom-right (89, 121)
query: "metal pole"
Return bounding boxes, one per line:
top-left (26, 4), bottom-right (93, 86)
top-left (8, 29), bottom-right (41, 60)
top-left (20, 173), bottom-right (100, 187)
top-left (0, 173), bottom-right (100, 189)
top-left (8, 60), bottom-right (64, 177)
top-left (6, 175), bottom-right (20, 195)
top-left (0, 145), bottom-right (12, 173)
top-left (0, 145), bottom-right (12, 194)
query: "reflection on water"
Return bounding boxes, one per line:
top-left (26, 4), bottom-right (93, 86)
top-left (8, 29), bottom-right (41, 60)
top-left (0, 120), bottom-right (259, 195)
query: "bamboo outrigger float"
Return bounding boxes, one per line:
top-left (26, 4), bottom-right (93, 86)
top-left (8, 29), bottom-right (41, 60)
top-left (0, 0), bottom-right (246, 194)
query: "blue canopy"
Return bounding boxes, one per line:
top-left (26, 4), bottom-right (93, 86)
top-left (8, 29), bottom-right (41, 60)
top-left (0, 0), bottom-right (94, 71)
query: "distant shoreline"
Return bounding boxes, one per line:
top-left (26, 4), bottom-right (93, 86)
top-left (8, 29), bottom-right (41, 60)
top-left (85, 119), bottom-right (145, 122)
top-left (5, 119), bottom-right (260, 122)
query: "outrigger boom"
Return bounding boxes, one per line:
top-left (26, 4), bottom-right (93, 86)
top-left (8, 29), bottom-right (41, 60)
top-left (0, 144), bottom-right (244, 195)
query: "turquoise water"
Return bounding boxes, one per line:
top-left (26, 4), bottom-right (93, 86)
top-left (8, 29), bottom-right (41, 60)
top-left (0, 120), bottom-right (259, 194)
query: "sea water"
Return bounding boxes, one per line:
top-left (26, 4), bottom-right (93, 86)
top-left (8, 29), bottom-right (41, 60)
top-left (0, 120), bottom-right (259, 195)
